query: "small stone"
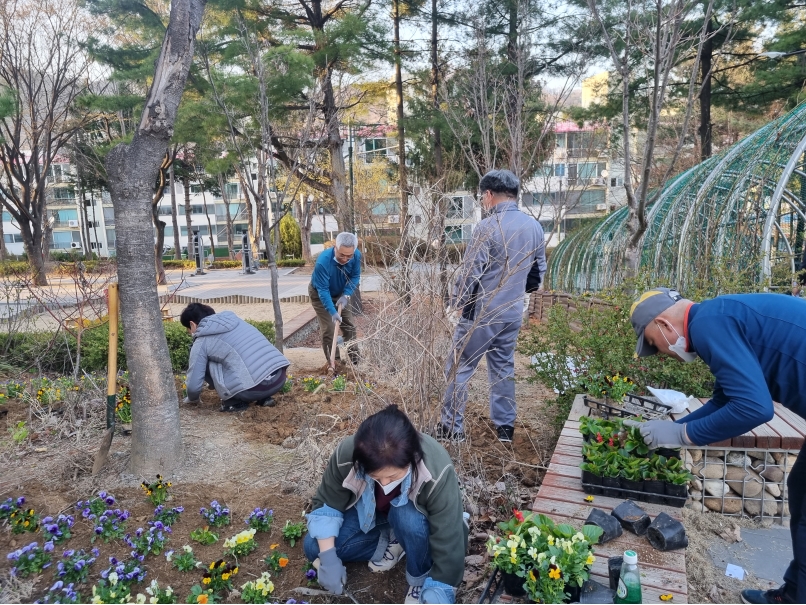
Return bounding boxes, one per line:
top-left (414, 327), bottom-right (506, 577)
top-left (725, 467), bottom-right (763, 498)
top-left (786, 455), bottom-right (798, 470)
top-left (744, 497), bottom-right (778, 517)
top-left (726, 452), bottom-right (751, 467)
top-left (704, 479), bottom-right (729, 497)
top-left (689, 449), bottom-right (703, 463)
top-left (772, 452), bottom-right (785, 464)
top-left (691, 478), bottom-right (703, 491)
top-left (465, 555), bottom-right (485, 566)
top-left (747, 451), bottom-right (775, 464)
top-left (494, 482), bottom-right (507, 492)
top-left (684, 451), bottom-right (693, 467)
top-left (690, 489), bottom-right (703, 501)
top-left (704, 496), bottom-right (743, 514)
top-left (781, 502), bottom-right (790, 517)
top-left (757, 465), bottom-right (785, 483)
top-left (707, 449), bottom-right (726, 457)
top-left (281, 436), bottom-right (299, 449)
top-left (471, 532), bottom-right (488, 542)
top-left (695, 457), bottom-right (726, 479)
top-left (765, 483), bottom-right (782, 498)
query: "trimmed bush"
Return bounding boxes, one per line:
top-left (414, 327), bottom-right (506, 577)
top-left (277, 258), bottom-right (306, 267)
top-left (0, 261), bottom-right (31, 277)
top-left (210, 260), bottom-right (241, 269)
top-left (162, 260), bottom-right (197, 269)
top-left (0, 317), bottom-right (274, 374)
top-left (52, 260), bottom-right (117, 276)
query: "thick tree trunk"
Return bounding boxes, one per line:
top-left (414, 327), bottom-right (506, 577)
top-left (22, 221), bottom-right (48, 286)
top-left (152, 202), bottom-right (167, 285)
top-left (170, 164), bottom-right (181, 259)
top-left (321, 72), bottom-right (351, 232)
top-left (393, 0), bottom-right (408, 236)
top-left (104, 0), bottom-right (205, 475)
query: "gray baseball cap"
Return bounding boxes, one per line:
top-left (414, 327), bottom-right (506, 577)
top-left (630, 287), bottom-right (684, 357)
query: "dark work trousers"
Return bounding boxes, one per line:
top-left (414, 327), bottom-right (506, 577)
top-left (205, 367), bottom-right (287, 404)
top-left (308, 284), bottom-right (357, 363)
top-left (783, 443), bottom-right (806, 600)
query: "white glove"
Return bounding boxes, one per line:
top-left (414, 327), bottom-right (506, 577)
top-left (445, 307), bottom-right (460, 327)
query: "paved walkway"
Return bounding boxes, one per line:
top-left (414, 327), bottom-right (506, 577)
top-left (159, 268), bottom-right (382, 303)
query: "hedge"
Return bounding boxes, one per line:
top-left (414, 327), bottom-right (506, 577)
top-left (210, 260), bottom-right (241, 269)
top-left (0, 261), bottom-right (31, 277)
top-left (0, 318), bottom-right (275, 374)
top-left (162, 260), bottom-right (197, 269)
top-left (277, 258), bottom-right (306, 267)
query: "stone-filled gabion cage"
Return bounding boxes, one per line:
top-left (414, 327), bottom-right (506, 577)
top-left (548, 101), bottom-right (806, 292)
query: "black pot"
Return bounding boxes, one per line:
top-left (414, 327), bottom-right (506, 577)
top-left (647, 512), bottom-right (689, 551)
top-left (657, 447), bottom-right (681, 459)
top-left (565, 582), bottom-right (582, 603)
top-left (664, 482), bottom-right (688, 499)
top-left (501, 571), bottom-right (527, 597)
top-left (644, 479), bottom-right (665, 496)
top-left (581, 470), bottom-right (602, 486)
top-left (584, 508), bottom-right (623, 544)
top-left (601, 476), bottom-right (621, 498)
top-left (620, 477), bottom-right (644, 493)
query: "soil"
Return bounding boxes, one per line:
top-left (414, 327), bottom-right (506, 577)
top-left (0, 302), bottom-right (570, 604)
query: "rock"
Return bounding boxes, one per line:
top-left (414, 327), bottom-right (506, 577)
top-left (688, 448), bottom-right (703, 464)
top-left (684, 451), bottom-right (693, 467)
top-left (704, 496), bottom-right (743, 514)
top-left (772, 452), bottom-right (785, 464)
top-left (744, 497), bottom-right (778, 517)
top-left (747, 451), bottom-right (775, 464)
top-left (757, 465), bottom-right (784, 483)
top-left (691, 478), bottom-right (703, 491)
top-left (690, 489), bottom-right (703, 501)
top-left (766, 483), bottom-right (782, 498)
top-left (781, 502), bottom-right (790, 517)
top-left (465, 555), bottom-right (485, 567)
top-left (611, 501), bottom-right (651, 536)
top-left (694, 457), bottom-right (726, 479)
top-left (494, 482), bottom-right (507, 492)
top-left (724, 467), bottom-right (763, 498)
top-left (704, 479), bottom-right (730, 497)
top-left (726, 452), bottom-right (751, 467)
top-left (471, 532), bottom-right (488, 542)
top-left (707, 450), bottom-right (726, 458)
top-left (281, 436), bottom-right (300, 449)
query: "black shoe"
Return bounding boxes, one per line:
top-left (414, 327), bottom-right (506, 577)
top-left (219, 401), bottom-right (250, 413)
top-left (741, 585), bottom-right (796, 604)
top-left (435, 424), bottom-right (466, 443)
top-left (496, 425), bottom-right (515, 443)
top-left (258, 397), bottom-right (276, 408)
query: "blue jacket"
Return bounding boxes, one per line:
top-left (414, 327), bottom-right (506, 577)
top-left (311, 248), bottom-right (361, 315)
top-left (186, 311), bottom-right (290, 401)
top-left (678, 294), bottom-right (806, 445)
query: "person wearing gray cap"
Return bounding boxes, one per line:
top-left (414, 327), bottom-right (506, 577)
top-left (438, 169), bottom-right (546, 444)
top-left (627, 287), bottom-right (806, 605)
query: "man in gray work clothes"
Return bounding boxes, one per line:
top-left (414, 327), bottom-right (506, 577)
top-left (438, 169), bottom-right (546, 443)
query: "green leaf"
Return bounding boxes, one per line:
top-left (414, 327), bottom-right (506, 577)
top-left (582, 524), bottom-right (604, 544)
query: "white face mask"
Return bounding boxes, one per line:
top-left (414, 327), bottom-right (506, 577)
top-left (657, 322), bottom-right (698, 363)
top-left (375, 467), bottom-right (410, 495)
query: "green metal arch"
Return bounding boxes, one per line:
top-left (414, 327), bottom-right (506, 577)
top-left (547, 101), bottom-right (806, 293)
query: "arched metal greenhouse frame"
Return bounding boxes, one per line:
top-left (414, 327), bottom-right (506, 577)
top-left (547, 101), bottom-right (806, 293)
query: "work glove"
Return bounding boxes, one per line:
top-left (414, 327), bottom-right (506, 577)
top-left (331, 312), bottom-right (342, 324)
top-left (336, 295), bottom-right (350, 309)
top-left (623, 419), bottom-right (692, 449)
top-left (317, 548), bottom-right (347, 595)
top-left (445, 307), bottom-right (460, 327)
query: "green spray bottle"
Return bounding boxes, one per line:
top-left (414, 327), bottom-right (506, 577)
top-left (614, 550), bottom-right (642, 604)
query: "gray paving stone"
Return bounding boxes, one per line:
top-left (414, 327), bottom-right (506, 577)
top-left (707, 526), bottom-right (793, 583)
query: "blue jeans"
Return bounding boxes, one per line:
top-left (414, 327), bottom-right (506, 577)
top-left (783, 443), bottom-right (806, 601)
top-left (304, 501), bottom-right (432, 586)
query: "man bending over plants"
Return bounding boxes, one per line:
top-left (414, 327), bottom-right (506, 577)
top-left (627, 287), bottom-right (806, 605)
top-left (180, 303), bottom-right (290, 412)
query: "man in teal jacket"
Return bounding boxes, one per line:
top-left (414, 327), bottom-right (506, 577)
top-left (628, 288), bottom-right (806, 605)
top-left (308, 232), bottom-right (361, 364)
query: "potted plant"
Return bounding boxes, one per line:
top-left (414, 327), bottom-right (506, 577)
top-left (619, 457), bottom-right (646, 493)
top-left (600, 451), bottom-right (622, 497)
top-left (622, 422), bottom-right (649, 457)
top-left (642, 456), bottom-right (667, 504)
top-left (487, 512), bottom-right (602, 604)
top-left (663, 458), bottom-right (693, 499)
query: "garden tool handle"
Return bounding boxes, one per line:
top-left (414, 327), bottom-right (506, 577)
top-left (329, 303), bottom-right (344, 369)
top-left (106, 284), bottom-right (119, 429)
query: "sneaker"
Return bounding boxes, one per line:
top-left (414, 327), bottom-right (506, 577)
top-left (405, 585), bottom-right (421, 604)
top-left (496, 425), bottom-right (515, 443)
top-left (741, 585), bottom-right (796, 604)
top-left (258, 397), bottom-right (276, 407)
top-left (219, 401), bottom-right (250, 413)
top-left (435, 424), bottom-right (466, 443)
top-left (368, 539), bottom-right (405, 572)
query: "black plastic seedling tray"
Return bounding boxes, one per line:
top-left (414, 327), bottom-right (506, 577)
top-left (584, 393), bottom-right (673, 420)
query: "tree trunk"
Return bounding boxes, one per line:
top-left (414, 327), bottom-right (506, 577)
top-left (104, 0), bottom-right (205, 475)
top-left (699, 17), bottom-right (714, 160)
top-left (431, 0), bottom-right (442, 184)
top-left (0, 211), bottom-right (5, 261)
top-left (152, 202), bottom-right (167, 285)
top-left (218, 173), bottom-right (235, 260)
top-left (393, 0), bottom-right (408, 236)
top-left (201, 188), bottom-right (215, 263)
top-left (22, 220), bottom-right (48, 286)
top-left (297, 196), bottom-right (313, 264)
top-left (183, 173), bottom-right (193, 258)
top-left (321, 71), bottom-right (351, 232)
top-left (238, 171), bottom-right (260, 265)
top-left (170, 164), bottom-right (181, 259)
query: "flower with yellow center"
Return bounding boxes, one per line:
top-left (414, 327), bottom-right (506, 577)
top-left (196, 595), bottom-right (208, 604)
top-left (528, 570), bottom-right (536, 582)
top-left (527, 547), bottom-right (538, 559)
top-left (549, 567), bottom-right (561, 580)
top-left (202, 577), bottom-right (211, 585)
top-left (586, 553), bottom-right (595, 565)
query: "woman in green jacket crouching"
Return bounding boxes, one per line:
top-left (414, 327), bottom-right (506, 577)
top-left (304, 405), bottom-right (467, 604)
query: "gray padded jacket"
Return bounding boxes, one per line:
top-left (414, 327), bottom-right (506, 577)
top-left (186, 311), bottom-right (290, 401)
